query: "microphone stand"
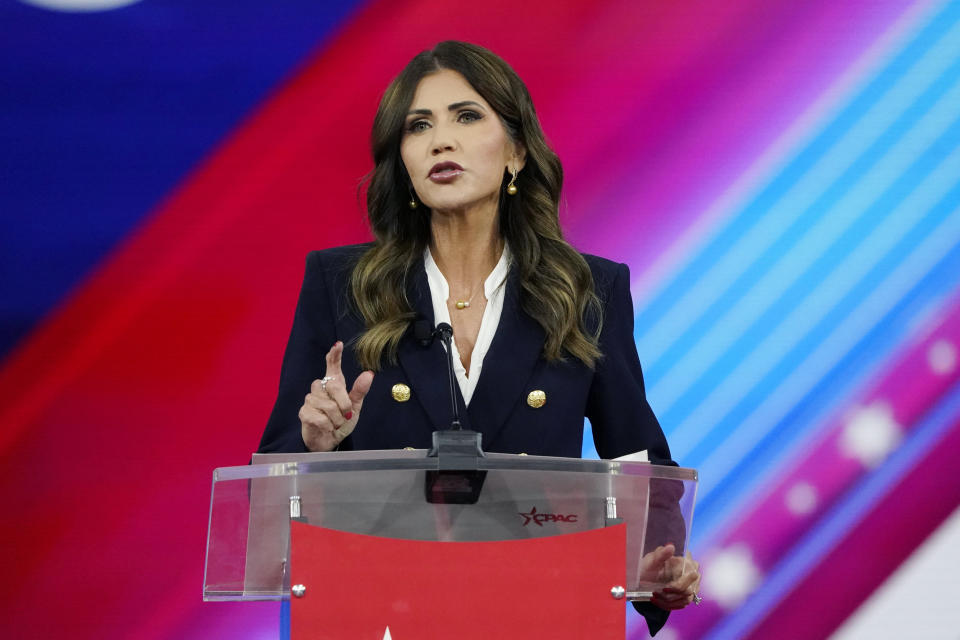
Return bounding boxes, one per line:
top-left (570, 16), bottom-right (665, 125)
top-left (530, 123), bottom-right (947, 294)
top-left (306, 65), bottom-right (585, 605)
top-left (425, 322), bottom-right (486, 504)
top-left (435, 323), bottom-right (462, 430)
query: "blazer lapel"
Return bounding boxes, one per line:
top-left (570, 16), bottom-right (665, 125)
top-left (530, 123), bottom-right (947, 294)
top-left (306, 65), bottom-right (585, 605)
top-left (396, 261), bottom-right (471, 433)
top-left (468, 269), bottom-right (544, 447)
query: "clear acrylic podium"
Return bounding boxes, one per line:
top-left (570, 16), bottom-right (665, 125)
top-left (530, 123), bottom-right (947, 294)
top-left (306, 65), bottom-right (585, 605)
top-left (204, 448), bottom-right (698, 605)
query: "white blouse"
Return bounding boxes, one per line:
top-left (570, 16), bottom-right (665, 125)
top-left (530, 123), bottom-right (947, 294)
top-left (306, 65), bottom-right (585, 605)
top-left (424, 245), bottom-right (511, 406)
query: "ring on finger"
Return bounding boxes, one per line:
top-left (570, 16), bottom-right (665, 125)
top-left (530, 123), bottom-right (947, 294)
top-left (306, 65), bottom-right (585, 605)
top-left (693, 594), bottom-right (703, 605)
top-left (320, 376), bottom-right (335, 392)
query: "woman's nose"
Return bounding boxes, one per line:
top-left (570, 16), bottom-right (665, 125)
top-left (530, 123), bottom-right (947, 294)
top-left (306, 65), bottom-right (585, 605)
top-left (430, 126), bottom-right (455, 155)
top-left (431, 140), bottom-right (455, 155)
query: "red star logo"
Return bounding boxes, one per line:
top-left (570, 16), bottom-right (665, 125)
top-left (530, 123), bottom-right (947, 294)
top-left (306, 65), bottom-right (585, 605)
top-left (519, 506), bottom-right (541, 526)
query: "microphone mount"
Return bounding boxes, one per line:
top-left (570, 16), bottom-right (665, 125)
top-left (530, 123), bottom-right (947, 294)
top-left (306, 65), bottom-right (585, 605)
top-left (423, 321), bottom-right (486, 504)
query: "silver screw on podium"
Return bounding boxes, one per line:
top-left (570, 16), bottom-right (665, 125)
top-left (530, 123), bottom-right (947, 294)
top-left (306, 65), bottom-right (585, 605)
top-left (292, 584), bottom-right (306, 598)
top-left (610, 586), bottom-right (625, 600)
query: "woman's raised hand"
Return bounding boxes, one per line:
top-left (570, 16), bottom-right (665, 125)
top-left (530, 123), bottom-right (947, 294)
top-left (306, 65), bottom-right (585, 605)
top-left (299, 341), bottom-right (375, 452)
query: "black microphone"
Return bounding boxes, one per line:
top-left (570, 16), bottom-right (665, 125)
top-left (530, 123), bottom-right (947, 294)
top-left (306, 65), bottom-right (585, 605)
top-left (433, 322), bottom-right (462, 430)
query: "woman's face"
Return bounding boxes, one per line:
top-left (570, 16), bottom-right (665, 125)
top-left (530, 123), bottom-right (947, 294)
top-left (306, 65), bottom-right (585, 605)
top-left (401, 69), bottom-right (523, 215)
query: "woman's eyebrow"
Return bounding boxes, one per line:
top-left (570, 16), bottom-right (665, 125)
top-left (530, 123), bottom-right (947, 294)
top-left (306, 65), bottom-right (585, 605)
top-left (448, 100), bottom-right (484, 111)
top-left (407, 101), bottom-right (485, 117)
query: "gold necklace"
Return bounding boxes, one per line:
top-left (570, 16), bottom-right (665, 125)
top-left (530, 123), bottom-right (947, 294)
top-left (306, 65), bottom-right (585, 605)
top-left (451, 285), bottom-right (483, 310)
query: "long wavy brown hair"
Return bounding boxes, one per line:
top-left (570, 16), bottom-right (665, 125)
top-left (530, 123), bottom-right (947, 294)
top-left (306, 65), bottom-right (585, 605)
top-left (351, 41), bottom-right (602, 370)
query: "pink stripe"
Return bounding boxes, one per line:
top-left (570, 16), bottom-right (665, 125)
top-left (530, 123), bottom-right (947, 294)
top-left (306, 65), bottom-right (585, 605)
top-left (669, 290), bottom-right (960, 638)
top-left (745, 414), bottom-right (960, 639)
top-left (560, 1), bottom-right (917, 283)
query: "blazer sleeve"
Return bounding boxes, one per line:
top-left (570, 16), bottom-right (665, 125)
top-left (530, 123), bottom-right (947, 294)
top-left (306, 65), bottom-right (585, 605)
top-left (586, 261), bottom-right (673, 465)
top-left (258, 252), bottom-right (338, 453)
top-left (585, 261), bottom-right (680, 636)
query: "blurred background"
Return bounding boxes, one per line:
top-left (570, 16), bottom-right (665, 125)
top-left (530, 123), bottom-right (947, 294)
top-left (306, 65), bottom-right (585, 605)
top-left (1, 0), bottom-right (958, 637)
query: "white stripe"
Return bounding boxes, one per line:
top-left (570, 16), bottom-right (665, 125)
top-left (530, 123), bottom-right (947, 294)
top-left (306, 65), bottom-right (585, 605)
top-left (651, 75), bottom-right (960, 418)
top-left (630, 0), bottom-right (942, 305)
top-left (829, 505), bottom-right (960, 640)
top-left (638, 17), bottom-right (960, 369)
top-left (695, 198), bottom-right (960, 499)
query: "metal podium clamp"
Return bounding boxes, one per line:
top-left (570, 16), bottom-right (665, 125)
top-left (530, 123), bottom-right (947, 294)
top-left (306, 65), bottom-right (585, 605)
top-left (606, 496), bottom-right (650, 600)
top-left (289, 495), bottom-right (306, 523)
top-left (604, 496), bottom-right (623, 526)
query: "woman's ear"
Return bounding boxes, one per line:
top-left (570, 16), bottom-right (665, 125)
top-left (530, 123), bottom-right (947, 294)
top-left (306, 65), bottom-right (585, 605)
top-left (511, 144), bottom-right (527, 173)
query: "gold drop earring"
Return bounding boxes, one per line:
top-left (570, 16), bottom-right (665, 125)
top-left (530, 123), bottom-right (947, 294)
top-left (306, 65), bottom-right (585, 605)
top-left (408, 186), bottom-right (418, 209)
top-left (506, 167), bottom-right (518, 195)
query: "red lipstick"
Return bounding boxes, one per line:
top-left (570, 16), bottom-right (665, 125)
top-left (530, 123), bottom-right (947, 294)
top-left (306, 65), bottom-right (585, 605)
top-left (428, 161), bottom-right (464, 183)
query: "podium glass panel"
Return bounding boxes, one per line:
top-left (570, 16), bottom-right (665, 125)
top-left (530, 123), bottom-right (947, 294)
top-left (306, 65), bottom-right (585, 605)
top-left (204, 450), bottom-right (697, 602)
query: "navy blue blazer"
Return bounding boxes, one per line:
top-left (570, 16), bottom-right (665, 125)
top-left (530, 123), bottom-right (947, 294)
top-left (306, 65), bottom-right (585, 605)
top-left (258, 244), bottom-right (673, 465)
top-left (257, 243), bottom-right (677, 634)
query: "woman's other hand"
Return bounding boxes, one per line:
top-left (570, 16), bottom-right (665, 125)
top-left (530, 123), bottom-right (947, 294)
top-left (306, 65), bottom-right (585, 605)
top-left (299, 341), bottom-right (374, 452)
top-left (640, 544), bottom-right (703, 611)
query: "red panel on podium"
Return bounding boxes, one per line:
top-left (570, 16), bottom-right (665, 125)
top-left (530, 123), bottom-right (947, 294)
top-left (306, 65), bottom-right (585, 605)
top-left (289, 522), bottom-right (627, 639)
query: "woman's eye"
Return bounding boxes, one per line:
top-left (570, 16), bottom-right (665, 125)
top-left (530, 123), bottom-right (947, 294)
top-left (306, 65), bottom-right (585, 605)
top-left (407, 120), bottom-right (430, 133)
top-left (457, 110), bottom-right (482, 123)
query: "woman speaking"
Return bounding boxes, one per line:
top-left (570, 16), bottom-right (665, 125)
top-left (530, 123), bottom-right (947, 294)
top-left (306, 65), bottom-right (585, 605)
top-left (257, 40), bottom-right (700, 634)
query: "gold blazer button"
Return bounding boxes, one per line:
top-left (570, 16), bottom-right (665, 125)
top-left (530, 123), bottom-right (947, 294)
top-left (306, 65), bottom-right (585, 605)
top-left (392, 383), bottom-right (411, 402)
top-left (526, 390), bottom-right (546, 408)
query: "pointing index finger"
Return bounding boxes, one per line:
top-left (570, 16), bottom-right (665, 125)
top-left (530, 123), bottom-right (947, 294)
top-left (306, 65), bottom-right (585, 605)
top-left (324, 341), bottom-right (344, 380)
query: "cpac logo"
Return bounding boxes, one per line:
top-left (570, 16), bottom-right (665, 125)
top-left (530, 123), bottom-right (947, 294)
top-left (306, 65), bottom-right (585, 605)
top-left (519, 506), bottom-right (578, 526)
